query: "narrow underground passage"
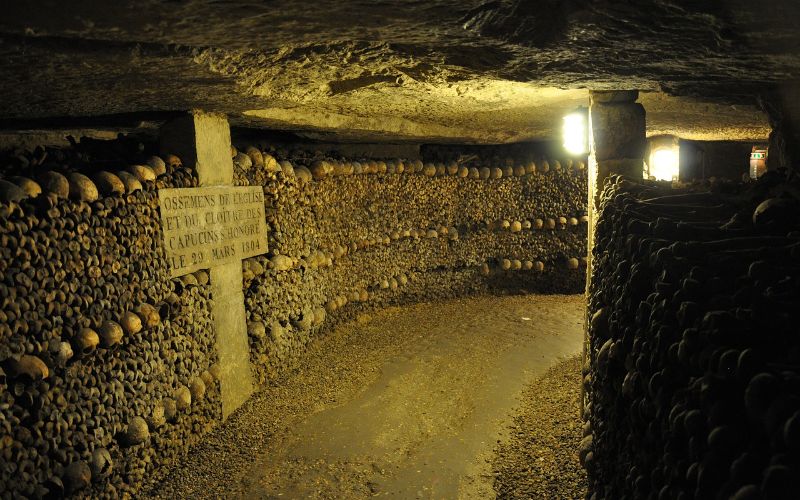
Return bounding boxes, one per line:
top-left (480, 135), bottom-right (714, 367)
top-left (1, 2), bottom-right (800, 499)
top-left (1, 122), bottom-right (595, 499)
top-left (155, 295), bottom-right (585, 498)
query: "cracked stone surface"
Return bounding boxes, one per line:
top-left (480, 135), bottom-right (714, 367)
top-left (0, 0), bottom-right (795, 142)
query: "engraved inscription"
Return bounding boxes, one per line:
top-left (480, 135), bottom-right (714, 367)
top-left (158, 186), bottom-right (268, 277)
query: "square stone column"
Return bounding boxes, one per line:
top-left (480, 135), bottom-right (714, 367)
top-left (583, 91), bottom-right (646, 409)
top-left (588, 90), bottom-right (646, 208)
top-left (160, 110), bottom-right (255, 419)
top-left (586, 90), bottom-right (646, 270)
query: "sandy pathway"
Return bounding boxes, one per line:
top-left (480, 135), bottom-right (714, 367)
top-left (154, 294), bottom-right (584, 499)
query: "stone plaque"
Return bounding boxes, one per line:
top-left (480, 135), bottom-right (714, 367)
top-left (158, 186), bottom-right (268, 277)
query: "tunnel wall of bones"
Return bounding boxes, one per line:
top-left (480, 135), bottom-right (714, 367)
top-left (0, 137), bottom-right (588, 495)
top-left (231, 143), bottom-right (588, 384)
top-left (584, 174), bottom-right (800, 499)
top-left (0, 145), bottom-right (220, 497)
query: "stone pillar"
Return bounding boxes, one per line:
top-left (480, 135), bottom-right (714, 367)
top-left (208, 261), bottom-right (253, 418)
top-left (160, 110), bottom-right (255, 419)
top-left (583, 91), bottom-right (645, 408)
top-left (586, 90), bottom-right (646, 272)
top-left (588, 90), bottom-right (646, 207)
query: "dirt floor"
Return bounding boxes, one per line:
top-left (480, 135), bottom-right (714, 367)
top-left (492, 355), bottom-right (588, 499)
top-left (153, 294), bottom-right (585, 499)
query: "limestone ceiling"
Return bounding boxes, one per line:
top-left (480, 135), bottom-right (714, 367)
top-left (0, 0), bottom-right (795, 143)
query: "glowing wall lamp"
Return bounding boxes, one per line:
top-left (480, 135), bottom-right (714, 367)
top-left (646, 135), bottom-right (680, 181)
top-left (563, 107), bottom-right (589, 156)
top-left (649, 146), bottom-right (680, 181)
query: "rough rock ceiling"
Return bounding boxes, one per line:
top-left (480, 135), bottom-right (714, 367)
top-left (0, 0), bottom-right (796, 143)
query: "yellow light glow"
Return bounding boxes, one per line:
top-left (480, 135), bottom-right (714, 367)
top-left (563, 112), bottom-right (588, 155)
top-left (649, 147), bottom-right (680, 181)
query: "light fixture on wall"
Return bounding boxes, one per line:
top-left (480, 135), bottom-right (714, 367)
top-left (562, 107), bottom-right (589, 156)
top-left (649, 146), bottom-right (680, 181)
top-left (644, 135), bottom-right (681, 181)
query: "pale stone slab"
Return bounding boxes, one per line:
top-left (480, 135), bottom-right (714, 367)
top-left (158, 186), bottom-right (268, 278)
top-left (589, 102), bottom-right (646, 162)
top-left (160, 110), bottom-right (255, 420)
top-left (159, 111), bottom-right (233, 186)
top-left (211, 261), bottom-right (254, 418)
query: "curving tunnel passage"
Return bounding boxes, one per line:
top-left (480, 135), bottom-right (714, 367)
top-left (1, 1), bottom-right (799, 499)
top-left (0, 129), bottom-right (592, 498)
top-left (156, 295), bottom-right (585, 498)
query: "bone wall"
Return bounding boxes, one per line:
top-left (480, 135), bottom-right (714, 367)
top-left (232, 144), bottom-right (588, 384)
top-left (0, 136), bottom-right (589, 496)
top-left (0, 144), bottom-right (221, 497)
top-left (584, 175), bottom-right (800, 499)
